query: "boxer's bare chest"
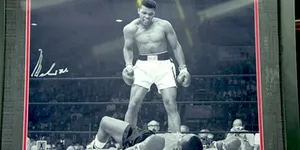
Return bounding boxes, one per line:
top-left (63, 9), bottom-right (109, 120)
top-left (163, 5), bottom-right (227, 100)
top-left (134, 22), bottom-right (167, 54)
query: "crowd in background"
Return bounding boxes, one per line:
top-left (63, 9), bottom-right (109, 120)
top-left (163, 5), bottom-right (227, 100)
top-left (27, 72), bottom-right (258, 149)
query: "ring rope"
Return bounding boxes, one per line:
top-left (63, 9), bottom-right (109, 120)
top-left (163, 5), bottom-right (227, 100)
top-left (29, 74), bottom-right (256, 81)
top-left (29, 101), bottom-right (257, 105)
top-left (27, 130), bottom-right (258, 134)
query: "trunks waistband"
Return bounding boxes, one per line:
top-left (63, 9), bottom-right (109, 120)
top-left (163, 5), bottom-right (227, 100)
top-left (138, 52), bottom-right (170, 61)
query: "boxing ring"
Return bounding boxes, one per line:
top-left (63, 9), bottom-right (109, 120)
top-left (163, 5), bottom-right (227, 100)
top-left (27, 74), bottom-right (259, 148)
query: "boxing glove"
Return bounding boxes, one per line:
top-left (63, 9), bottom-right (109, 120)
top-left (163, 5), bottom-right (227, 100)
top-left (176, 66), bottom-right (191, 87)
top-left (122, 65), bottom-right (134, 86)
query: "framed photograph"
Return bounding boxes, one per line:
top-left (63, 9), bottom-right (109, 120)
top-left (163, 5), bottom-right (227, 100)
top-left (1, 0), bottom-right (299, 150)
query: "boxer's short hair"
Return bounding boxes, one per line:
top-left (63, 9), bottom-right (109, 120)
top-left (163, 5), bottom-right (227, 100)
top-left (142, 0), bottom-right (156, 9)
top-left (182, 136), bottom-right (203, 150)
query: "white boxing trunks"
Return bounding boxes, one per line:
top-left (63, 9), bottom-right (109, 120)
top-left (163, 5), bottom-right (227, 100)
top-left (133, 52), bottom-right (177, 92)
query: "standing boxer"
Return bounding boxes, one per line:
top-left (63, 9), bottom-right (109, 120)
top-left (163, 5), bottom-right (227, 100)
top-left (122, 0), bottom-right (191, 133)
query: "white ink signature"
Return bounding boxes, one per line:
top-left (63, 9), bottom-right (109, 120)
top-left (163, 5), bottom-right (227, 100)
top-left (31, 49), bottom-right (69, 77)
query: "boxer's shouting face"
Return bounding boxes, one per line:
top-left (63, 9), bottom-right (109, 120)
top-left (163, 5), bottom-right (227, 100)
top-left (138, 6), bottom-right (155, 26)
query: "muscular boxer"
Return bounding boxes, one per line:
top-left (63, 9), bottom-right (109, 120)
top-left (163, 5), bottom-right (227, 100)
top-left (122, 0), bottom-right (191, 133)
top-left (86, 116), bottom-right (203, 150)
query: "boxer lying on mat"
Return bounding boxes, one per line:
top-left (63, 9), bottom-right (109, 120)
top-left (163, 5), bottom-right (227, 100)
top-left (86, 116), bottom-right (203, 150)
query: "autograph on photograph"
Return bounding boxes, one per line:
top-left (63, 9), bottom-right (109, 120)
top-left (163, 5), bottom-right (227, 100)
top-left (31, 49), bottom-right (69, 77)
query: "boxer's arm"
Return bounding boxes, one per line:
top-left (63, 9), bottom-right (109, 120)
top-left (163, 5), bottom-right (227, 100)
top-left (123, 25), bottom-right (135, 66)
top-left (163, 21), bottom-right (186, 70)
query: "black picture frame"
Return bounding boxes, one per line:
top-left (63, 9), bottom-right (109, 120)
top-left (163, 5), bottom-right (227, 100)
top-left (0, 0), bottom-right (6, 148)
top-left (280, 0), bottom-right (300, 150)
top-left (1, 0), bottom-right (27, 149)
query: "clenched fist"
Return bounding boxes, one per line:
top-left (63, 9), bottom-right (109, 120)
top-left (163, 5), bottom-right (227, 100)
top-left (122, 65), bottom-right (134, 86)
top-left (176, 66), bottom-right (191, 87)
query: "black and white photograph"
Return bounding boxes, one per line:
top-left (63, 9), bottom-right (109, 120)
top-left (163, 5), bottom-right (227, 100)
top-left (25, 0), bottom-right (263, 149)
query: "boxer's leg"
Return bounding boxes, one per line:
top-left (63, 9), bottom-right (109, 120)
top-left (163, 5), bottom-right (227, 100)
top-left (96, 116), bottom-right (130, 144)
top-left (125, 62), bottom-right (152, 126)
top-left (156, 61), bottom-right (180, 133)
top-left (160, 87), bottom-right (181, 133)
top-left (124, 85), bottom-right (148, 126)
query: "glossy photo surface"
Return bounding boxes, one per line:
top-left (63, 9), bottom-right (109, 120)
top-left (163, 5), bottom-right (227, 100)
top-left (23, 0), bottom-right (263, 150)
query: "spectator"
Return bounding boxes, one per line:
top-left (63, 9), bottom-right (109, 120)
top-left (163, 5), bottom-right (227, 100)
top-left (147, 120), bottom-right (160, 133)
top-left (58, 134), bottom-right (73, 149)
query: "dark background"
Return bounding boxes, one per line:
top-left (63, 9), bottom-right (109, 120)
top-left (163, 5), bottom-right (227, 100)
top-left (27, 0), bottom-right (258, 149)
top-left (29, 0), bottom-right (256, 77)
